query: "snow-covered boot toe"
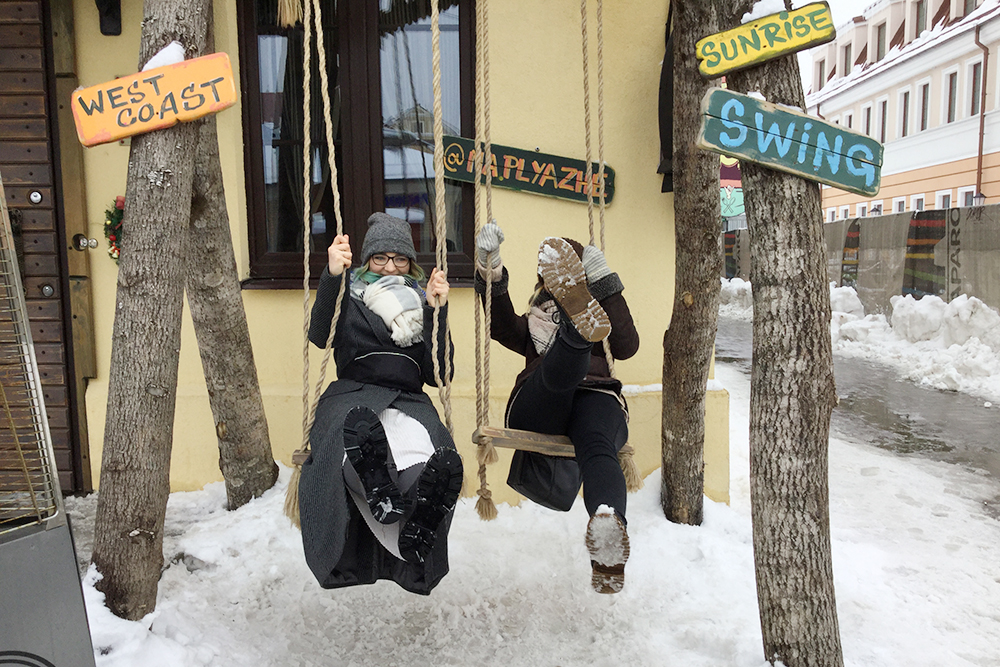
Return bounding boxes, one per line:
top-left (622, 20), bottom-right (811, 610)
top-left (585, 505), bottom-right (629, 594)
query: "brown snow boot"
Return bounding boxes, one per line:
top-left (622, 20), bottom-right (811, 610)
top-left (585, 506), bottom-right (629, 594)
top-left (537, 237), bottom-right (611, 343)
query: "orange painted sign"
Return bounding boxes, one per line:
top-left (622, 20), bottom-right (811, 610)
top-left (71, 52), bottom-right (236, 147)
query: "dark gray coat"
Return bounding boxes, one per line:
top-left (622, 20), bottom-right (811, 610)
top-left (298, 268), bottom-right (456, 595)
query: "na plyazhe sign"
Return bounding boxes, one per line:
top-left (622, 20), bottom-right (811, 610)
top-left (442, 135), bottom-right (615, 205)
top-left (71, 52), bottom-right (236, 147)
top-left (696, 88), bottom-right (883, 197)
top-left (695, 2), bottom-right (835, 79)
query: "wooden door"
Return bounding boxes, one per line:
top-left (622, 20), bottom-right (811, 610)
top-left (0, 0), bottom-right (92, 494)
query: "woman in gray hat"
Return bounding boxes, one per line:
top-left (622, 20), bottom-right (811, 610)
top-left (297, 212), bottom-right (462, 595)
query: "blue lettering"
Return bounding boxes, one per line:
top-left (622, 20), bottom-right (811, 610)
top-left (797, 122), bottom-right (813, 163)
top-left (813, 132), bottom-right (843, 174)
top-left (754, 113), bottom-right (795, 157)
top-left (846, 144), bottom-right (876, 186)
top-left (719, 99), bottom-right (748, 147)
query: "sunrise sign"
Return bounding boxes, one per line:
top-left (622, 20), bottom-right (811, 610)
top-left (696, 2), bottom-right (836, 79)
top-left (71, 52), bottom-right (236, 147)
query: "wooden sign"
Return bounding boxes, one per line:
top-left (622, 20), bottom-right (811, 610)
top-left (696, 88), bottom-right (882, 196)
top-left (696, 2), bottom-right (836, 79)
top-left (442, 135), bottom-right (615, 204)
top-left (71, 52), bottom-right (236, 147)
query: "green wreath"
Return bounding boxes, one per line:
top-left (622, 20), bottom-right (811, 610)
top-left (104, 196), bottom-right (125, 263)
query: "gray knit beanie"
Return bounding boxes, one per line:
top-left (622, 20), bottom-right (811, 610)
top-left (360, 212), bottom-right (417, 265)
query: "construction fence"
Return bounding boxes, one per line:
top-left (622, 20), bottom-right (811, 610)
top-left (723, 204), bottom-right (1000, 315)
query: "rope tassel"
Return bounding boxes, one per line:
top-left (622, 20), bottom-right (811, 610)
top-left (284, 465), bottom-right (303, 527)
top-left (619, 446), bottom-right (643, 492)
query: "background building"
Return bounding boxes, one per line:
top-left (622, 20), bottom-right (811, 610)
top-left (806, 0), bottom-right (1000, 219)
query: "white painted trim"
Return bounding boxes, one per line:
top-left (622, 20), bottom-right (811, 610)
top-left (879, 111), bottom-right (989, 176)
top-left (840, 205), bottom-right (851, 219)
top-left (942, 65), bottom-right (961, 125)
top-left (827, 207), bottom-right (838, 222)
top-left (957, 184), bottom-right (977, 205)
top-left (911, 193), bottom-right (926, 211)
top-left (965, 55), bottom-right (985, 118)
top-left (936, 188), bottom-right (954, 209)
top-left (844, 110), bottom-right (855, 130)
top-left (897, 86), bottom-right (913, 138)
top-left (870, 199), bottom-right (885, 215)
top-left (859, 203), bottom-right (869, 217)
top-left (893, 196), bottom-right (907, 212)
top-left (876, 95), bottom-right (890, 143)
top-left (915, 77), bottom-right (932, 132)
top-left (861, 102), bottom-right (874, 136)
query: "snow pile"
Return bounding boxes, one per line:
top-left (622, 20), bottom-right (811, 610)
top-left (719, 277), bottom-right (754, 320)
top-left (719, 278), bottom-right (1000, 401)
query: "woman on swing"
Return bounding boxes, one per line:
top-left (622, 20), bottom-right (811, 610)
top-left (298, 212), bottom-right (463, 595)
top-left (474, 223), bottom-right (639, 594)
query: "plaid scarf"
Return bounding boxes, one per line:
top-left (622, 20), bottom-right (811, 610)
top-left (527, 298), bottom-right (560, 355)
top-left (356, 274), bottom-right (425, 347)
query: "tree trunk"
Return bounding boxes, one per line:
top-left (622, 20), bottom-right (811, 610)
top-left (661, 0), bottom-right (722, 526)
top-left (724, 2), bottom-right (844, 664)
top-left (91, 0), bottom-right (211, 621)
top-left (186, 24), bottom-right (278, 511)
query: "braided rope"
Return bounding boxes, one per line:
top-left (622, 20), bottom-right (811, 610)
top-left (474, 0), bottom-right (498, 520)
top-left (430, 0), bottom-right (454, 436)
top-left (580, 0), bottom-right (595, 246)
top-left (299, 0), bottom-right (314, 455)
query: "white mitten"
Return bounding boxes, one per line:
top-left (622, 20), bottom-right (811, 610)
top-left (581, 245), bottom-right (612, 283)
top-left (475, 221), bottom-right (505, 268)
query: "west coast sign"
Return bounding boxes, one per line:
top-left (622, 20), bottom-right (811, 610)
top-left (696, 88), bottom-right (883, 196)
top-left (442, 135), bottom-right (615, 205)
top-left (696, 2), bottom-right (836, 79)
top-left (71, 52), bottom-right (236, 147)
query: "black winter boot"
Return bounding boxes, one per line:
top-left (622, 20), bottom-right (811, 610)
top-left (343, 406), bottom-right (408, 524)
top-left (398, 448), bottom-right (464, 564)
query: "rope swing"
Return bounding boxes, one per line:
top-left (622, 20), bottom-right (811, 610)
top-left (471, 0), bottom-right (642, 522)
top-left (284, 0), bottom-right (455, 526)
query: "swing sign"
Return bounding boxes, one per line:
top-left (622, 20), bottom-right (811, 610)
top-left (696, 88), bottom-right (883, 197)
top-left (71, 52), bottom-right (236, 148)
top-left (695, 2), bottom-right (835, 79)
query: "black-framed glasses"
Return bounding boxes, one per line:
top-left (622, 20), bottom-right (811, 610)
top-left (370, 253), bottom-right (410, 268)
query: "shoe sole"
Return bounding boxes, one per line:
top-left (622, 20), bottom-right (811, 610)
top-left (585, 509), bottom-right (629, 594)
top-left (537, 238), bottom-right (611, 342)
top-left (343, 406), bottom-right (407, 525)
top-left (399, 448), bottom-right (464, 564)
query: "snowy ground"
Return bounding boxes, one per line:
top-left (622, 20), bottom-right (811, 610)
top-left (65, 282), bottom-right (1000, 666)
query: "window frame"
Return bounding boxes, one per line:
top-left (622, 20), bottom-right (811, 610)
top-left (917, 78), bottom-right (931, 131)
top-left (875, 22), bottom-right (887, 61)
top-left (897, 87), bottom-right (911, 138)
top-left (876, 96), bottom-right (889, 143)
top-left (861, 102), bottom-right (873, 136)
top-left (943, 66), bottom-right (959, 124)
top-left (236, 0), bottom-right (477, 287)
top-left (858, 203), bottom-right (868, 217)
top-left (844, 110), bottom-right (854, 129)
top-left (936, 189), bottom-right (953, 209)
top-left (840, 205), bottom-right (850, 219)
top-left (911, 194), bottom-right (925, 211)
top-left (893, 197), bottom-right (907, 213)
top-left (915, 0), bottom-right (927, 36)
top-left (957, 185), bottom-right (977, 206)
top-left (967, 57), bottom-right (983, 117)
top-left (842, 43), bottom-right (853, 77)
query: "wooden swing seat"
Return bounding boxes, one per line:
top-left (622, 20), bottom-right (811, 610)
top-left (473, 425), bottom-right (634, 458)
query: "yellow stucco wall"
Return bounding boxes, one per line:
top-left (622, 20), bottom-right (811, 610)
top-left (73, 0), bottom-right (729, 505)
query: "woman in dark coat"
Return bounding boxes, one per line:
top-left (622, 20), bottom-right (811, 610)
top-left (474, 224), bottom-right (639, 595)
top-left (298, 212), bottom-right (463, 596)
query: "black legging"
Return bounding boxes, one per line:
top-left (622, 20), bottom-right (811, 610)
top-left (506, 326), bottom-right (628, 521)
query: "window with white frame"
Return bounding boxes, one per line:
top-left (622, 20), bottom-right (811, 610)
top-left (828, 208), bottom-right (837, 222)
top-left (870, 200), bottom-right (884, 215)
top-left (831, 115), bottom-right (841, 125)
top-left (841, 205), bottom-right (850, 219)
top-left (958, 186), bottom-right (977, 206)
top-left (862, 103), bottom-right (873, 136)
top-left (876, 22), bottom-right (887, 61)
top-left (944, 68), bottom-right (959, 123)
top-left (964, 0), bottom-right (977, 17)
top-left (842, 43), bottom-right (853, 76)
top-left (898, 88), bottom-right (911, 138)
top-left (936, 190), bottom-right (952, 209)
top-left (877, 97), bottom-right (889, 143)
top-left (893, 197), bottom-right (907, 212)
top-left (816, 59), bottom-right (826, 91)
top-left (859, 203), bottom-right (868, 217)
top-left (912, 194), bottom-right (925, 211)
top-left (917, 79), bottom-right (931, 130)
top-left (968, 58), bottom-right (983, 116)
top-left (844, 110), bottom-right (854, 129)
top-left (915, 0), bottom-right (927, 35)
